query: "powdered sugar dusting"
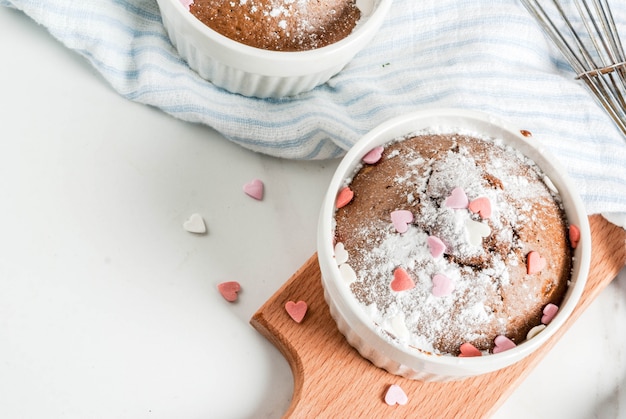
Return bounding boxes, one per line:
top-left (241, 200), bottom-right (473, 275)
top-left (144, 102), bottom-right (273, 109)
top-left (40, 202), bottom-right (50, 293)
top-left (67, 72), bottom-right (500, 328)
top-left (333, 131), bottom-right (571, 355)
top-left (189, 0), bottom-right (363, 51)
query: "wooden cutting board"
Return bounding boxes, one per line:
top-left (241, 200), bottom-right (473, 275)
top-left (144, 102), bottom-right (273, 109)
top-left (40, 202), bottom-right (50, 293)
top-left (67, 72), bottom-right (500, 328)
top-left (250, 215), bottom-right (626, 418)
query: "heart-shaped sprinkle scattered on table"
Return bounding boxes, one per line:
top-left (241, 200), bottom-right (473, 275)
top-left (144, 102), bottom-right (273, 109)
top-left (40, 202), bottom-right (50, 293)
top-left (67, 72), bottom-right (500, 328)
top-left (285, 300), bottom-right (308, 323)
top-left (390, 210), bottom-right (413, 234)
top-left (390, 267), bottom-right (415, 292)
top-left (384, 384), bottom-right (408, 406)
top-left (183, 213), bottom-right (207, 234)
top-left (243, 178), bottom-right (264, 200)
top-left (217, 281), bottom-right (241, 302)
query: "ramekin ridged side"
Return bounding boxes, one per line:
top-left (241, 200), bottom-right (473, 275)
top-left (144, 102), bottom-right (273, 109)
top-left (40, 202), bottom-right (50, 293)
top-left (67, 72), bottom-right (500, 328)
top-left (322, 280), bottom-right (454, 381)
top-left (317, 108), bottom-right (591, 381)
top-left (156, 0), bottom-right (392, 98)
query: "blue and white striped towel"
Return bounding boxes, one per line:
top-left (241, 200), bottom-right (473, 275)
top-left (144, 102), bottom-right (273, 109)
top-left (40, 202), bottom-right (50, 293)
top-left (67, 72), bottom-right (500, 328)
top-left (3, 0), bottom-right (626, 222)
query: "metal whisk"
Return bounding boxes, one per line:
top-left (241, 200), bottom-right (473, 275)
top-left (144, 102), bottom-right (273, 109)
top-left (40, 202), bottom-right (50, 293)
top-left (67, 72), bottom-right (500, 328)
top-left (520, 0), bottom-right (626, 138)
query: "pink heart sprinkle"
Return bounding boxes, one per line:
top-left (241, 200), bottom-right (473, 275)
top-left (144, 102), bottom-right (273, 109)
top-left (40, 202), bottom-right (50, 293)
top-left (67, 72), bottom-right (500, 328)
top-left (336, 186), bottom-right (354, 209)
top-left (431, 273), bottom-right (454, 297)
top-left (285, 300), bottom-right (308, 323)
top-left (390, 210), bottom-right (413, 234)
top-left (569, 224), bottom-right (581, 249)
top-left (468, 197), bottom-right (492, 219)
top-left (445, 187), bottom-right (469, 209)
top-left (459, 342), bottom-right (482, 357)
top-left (384, 384), bottom-right (408, 406)
top-left (243, 178), bottom-right (264, 200)
top-left (541, 303), bottom-right (559, 325)
top-left (492, 335), bottom-right (516, 354)
top-left (362, 146), bottom-right (384, 164)
top-left (217, 281), bottom-right (241, 302)
top-left (179, 0), bottom-right (193, 10)
top-left (526, 251), bottom-right (546, 275)
top-left (427, 236), bottom-right (446, 258)
top-left (391, 267), bottom-right (415, 292)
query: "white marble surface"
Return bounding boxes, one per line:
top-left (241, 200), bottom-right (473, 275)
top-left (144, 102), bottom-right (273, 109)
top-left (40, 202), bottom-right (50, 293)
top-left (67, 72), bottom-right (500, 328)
top-left (1, 6), bottom-right (625, 418)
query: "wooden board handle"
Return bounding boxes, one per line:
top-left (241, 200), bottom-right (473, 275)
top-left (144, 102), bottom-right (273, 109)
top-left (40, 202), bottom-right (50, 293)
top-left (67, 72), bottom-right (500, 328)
top-left (251, 215), bottom-right (625, 418)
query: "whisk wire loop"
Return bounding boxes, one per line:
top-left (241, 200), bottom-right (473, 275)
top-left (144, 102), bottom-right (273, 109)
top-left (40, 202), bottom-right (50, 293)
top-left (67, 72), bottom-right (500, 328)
top-left (521, 0), bottom-right (626, 138)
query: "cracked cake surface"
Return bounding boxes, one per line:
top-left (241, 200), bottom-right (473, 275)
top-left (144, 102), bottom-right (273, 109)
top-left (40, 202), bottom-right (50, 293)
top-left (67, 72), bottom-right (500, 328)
top-left (189, 0), bottom-right (361, 51)
top-left (333, 133), bottom-right (572, 355)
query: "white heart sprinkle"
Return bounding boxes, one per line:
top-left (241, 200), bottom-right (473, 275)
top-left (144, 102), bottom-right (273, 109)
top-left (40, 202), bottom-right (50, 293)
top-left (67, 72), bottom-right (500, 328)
top-left (339, 263), bottom-right (357, 284)
top-left (543, 175), bottom-right (558, 194)
top-left (384, 384), bottom-right (409, 406)
top-left (465, 219), bottom-right (491, 246)
top-left (389, 312), bottom-right (410, 341)
top-left (356, 0), bottom-right (374, 16)
top-left (183, 213), bottom-right (206, 234)
top-left (334, 242), bottom-right (349, 265)
top-left (526, 324), bottom-right (546, 340)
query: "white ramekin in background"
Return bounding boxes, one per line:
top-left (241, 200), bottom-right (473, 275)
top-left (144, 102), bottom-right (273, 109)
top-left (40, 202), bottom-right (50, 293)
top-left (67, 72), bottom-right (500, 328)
top-left (155, 0), bottom-right (392, 98)
top-left (317, 108), bottom-right (591, 381)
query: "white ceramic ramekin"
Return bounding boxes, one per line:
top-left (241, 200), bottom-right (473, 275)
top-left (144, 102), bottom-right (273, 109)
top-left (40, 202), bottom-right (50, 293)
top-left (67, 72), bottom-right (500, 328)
top-left (155, 0), bottom-right (392, 98)
top-left (317, 108), bottom-right (591, 381)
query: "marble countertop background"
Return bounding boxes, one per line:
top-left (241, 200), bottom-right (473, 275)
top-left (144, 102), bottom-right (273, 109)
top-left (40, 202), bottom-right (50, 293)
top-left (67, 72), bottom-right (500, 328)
top-left (1, 7), bottom-right (624, 418)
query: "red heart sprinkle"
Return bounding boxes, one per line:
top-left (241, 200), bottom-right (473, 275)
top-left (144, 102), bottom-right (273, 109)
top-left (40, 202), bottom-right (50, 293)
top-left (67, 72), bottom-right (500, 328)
top-left (390, 210), bottom-right (413, 233)
top-left (541, 303), bottom-right (559, 324)
top-left (569, 224), bottom-right (581, 249)
top-left (526, 251), bottom-right (546, 275)
top-left (285, 300), bottom-right (308, 323)
top-left (468, 197), bottom-right (492, 219)
top-left (384, 384), bottom-right (408, 406)
top-left (493, 335), bottom-right (516, 354)
top-left (336, 187), bottom-right (354, 209)
top-left (391, 267), bottom-right (415, 292)
top-left (459, 342), bottom-right (482, 357)
top-left (362, 146), bottom-right (384, 164)
top-left (445, 187), bottom-right (469, 209)
top-left (217, 281), bottom-right (241, 302)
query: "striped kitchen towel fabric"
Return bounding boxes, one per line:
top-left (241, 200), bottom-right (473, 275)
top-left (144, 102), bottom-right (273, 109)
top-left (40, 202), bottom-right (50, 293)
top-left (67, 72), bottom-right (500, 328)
top-left (2, 0), bottom-right (626, 220)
